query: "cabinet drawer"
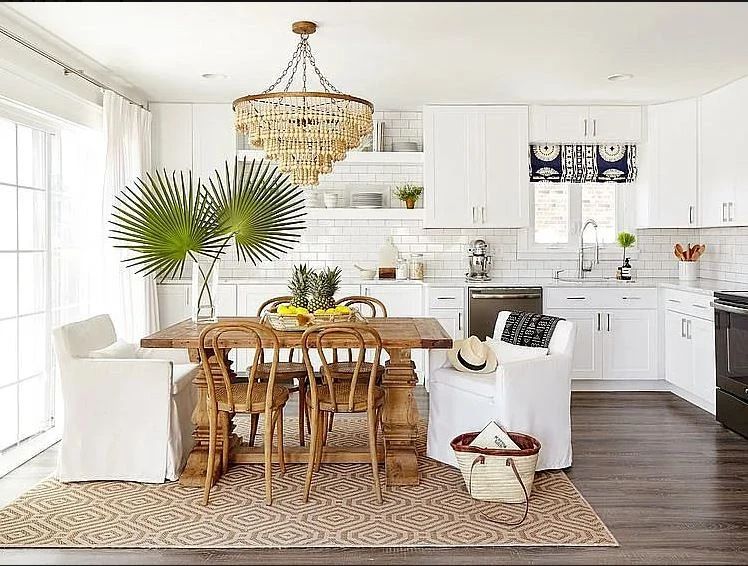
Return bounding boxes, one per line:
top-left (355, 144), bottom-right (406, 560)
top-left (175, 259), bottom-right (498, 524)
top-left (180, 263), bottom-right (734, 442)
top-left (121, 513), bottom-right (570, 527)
top-left (545, 287), bottom-right (657, 310)
top-left (661, 288), bottom-right (714, 320)
top-left (428, 287), bottom-right (464, 310)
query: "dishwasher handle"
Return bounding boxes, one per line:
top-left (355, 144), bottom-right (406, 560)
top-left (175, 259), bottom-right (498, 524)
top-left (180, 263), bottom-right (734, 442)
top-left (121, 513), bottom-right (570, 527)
top-left (471, 292), bottom-right (542, 300)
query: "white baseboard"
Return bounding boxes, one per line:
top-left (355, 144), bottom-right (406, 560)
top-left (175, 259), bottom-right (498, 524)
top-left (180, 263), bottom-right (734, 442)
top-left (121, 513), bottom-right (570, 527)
top-left (667, 383), bottom-right (716, 415)
top-left (572, 379), bottom-right (670, 392)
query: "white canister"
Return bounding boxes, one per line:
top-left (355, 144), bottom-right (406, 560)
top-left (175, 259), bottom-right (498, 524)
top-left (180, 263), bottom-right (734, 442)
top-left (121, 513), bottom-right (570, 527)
top-left (323, 192), bottom-right (339, 208)
top-left (678, 261), bottom-right (699, 281)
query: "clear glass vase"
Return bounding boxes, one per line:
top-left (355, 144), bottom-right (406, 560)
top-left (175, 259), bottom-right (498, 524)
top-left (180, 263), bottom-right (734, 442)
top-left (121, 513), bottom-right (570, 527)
top-left (191, 258), bottom-right (220, 323)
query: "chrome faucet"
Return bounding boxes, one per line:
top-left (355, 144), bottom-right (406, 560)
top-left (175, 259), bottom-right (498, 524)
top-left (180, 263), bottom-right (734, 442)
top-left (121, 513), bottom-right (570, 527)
top-left (578, 219), bottom-right (600, 278)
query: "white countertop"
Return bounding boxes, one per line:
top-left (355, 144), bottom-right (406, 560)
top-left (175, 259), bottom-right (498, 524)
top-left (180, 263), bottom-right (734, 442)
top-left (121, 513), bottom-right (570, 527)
top-left (159, 276), bottom-right (741, 296)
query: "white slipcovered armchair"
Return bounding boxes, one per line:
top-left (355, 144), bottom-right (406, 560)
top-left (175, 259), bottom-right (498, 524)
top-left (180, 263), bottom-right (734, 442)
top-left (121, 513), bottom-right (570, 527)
top-left (52, 315), bottom-right (198, 482)
top-left (427, 311), bottom-right (576, 471)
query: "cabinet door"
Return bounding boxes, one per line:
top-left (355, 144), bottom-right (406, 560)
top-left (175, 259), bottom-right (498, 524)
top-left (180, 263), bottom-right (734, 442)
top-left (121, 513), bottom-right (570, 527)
top-left (700, 84), bottom-right (738, 226)
top-left (529, 105), bottom-right (587, 142)
top-left (151, 103), bottom-right (193, 171)
top-left (337, 284), bottom-right (362, 301)
top-left (641, 100), bottom-right (698, 228)
top-left (192, 104), bottom-right (236, 181)
top-left (217, 284), bottom-right (237, 316)
top-left (603, 309), bottom-right (657, 379)
top-left (588, 106), bottom-right (642, 142)
top-left (423, 107), bottom-right (476, 228)
top-left (428, 307), bottom-right (464, 341)
top-left (665, 310), bottom-right (693, 391)
top-left (481, 106), bottom-right (529, 228)
top-left (690, 316), bottom-right (716, 408)
top-left (546, 309), bottom-right (603, 380)
top-left (157, 284), bottom-right (190, 328)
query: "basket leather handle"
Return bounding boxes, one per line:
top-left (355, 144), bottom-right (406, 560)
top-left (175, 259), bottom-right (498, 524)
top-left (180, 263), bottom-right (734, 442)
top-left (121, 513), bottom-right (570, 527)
top-left (468, 456), bottom-right (530, 527)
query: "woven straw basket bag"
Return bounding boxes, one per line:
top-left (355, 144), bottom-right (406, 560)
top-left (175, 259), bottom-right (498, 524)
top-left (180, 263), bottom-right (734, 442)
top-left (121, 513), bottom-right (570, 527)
top-left (451, 431), bottom-right (541, 525)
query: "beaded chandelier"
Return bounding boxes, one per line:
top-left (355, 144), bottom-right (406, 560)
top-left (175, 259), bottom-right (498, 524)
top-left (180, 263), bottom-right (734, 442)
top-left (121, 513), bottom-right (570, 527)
top-left (233, 21), bottom-right (374, 186)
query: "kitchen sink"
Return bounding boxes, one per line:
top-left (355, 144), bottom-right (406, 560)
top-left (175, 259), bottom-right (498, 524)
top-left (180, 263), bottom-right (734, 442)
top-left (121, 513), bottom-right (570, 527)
top-left (556, 276), bottom-right (636, 284)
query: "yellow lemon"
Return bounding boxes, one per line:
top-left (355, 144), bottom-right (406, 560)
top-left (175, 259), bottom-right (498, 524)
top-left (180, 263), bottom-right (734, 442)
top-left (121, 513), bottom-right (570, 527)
top-left (336, 305), bottom-right (351, 314)
top-left (314, 309), bottom-right (325, 315)
top-left (325, 308), bottom-right (337, 314)
top-left (296, 307), bottom-right (309, 314)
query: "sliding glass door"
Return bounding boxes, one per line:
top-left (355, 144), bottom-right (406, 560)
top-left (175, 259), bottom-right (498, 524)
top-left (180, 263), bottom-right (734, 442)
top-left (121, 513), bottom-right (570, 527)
top-left (0, 115), bottom-right (56, 475)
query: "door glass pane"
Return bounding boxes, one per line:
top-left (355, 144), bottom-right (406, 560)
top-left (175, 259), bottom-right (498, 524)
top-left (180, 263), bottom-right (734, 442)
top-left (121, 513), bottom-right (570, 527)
top-left (0, 184), bottom-right (17, 250)
top-left (534, 184), bottom-right (569, 244)
top-left (0, 253), bottom-right (17, 319)
top-left (0, 319), bottom-right (17, 387)
top-left (0, 119), bottom-right (15, 184)
top-left (19, 374), bottom-right (47, 441)
top-left (18, 188), bottom-right (46, 250)
top-left (582, 184), bottom-right (617, 243)
top-left (19, 252), bottom-right (46, 315)
top-left (17, 125), bottom-right (46, 189)
top-left (18, 314), bottom-right (45, 380)
top-left (0, 384), bottom-right (18, 451)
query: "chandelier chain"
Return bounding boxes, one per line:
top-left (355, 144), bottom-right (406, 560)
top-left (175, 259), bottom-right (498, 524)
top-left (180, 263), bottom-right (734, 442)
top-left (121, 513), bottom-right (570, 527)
top-left (262, 33), bottom-right (340, 95)
top-left (262, 38), bottom-right (304, 94)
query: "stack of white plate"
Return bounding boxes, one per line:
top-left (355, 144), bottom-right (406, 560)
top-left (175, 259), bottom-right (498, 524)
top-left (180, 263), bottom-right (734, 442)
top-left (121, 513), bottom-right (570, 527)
top-left (351, 192), bottom-right (383, 209)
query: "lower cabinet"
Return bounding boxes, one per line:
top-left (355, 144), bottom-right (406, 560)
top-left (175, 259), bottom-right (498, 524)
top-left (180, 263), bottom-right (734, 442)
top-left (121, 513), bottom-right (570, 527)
top-left (664, 308), bottom-right (716, 412)
top-left (157, 284), bottom-right (191, 329)
top-left (546, 307), bottom-right (658, 380)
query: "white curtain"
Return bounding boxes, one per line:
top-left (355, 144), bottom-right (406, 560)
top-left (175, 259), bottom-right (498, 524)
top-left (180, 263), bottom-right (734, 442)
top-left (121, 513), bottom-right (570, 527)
top-left (99, 92), bottom-right (159, 342)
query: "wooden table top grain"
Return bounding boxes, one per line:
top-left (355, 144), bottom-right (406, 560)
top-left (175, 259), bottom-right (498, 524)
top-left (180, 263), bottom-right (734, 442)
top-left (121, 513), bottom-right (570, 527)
top-left (141, 317), bottom-right (453, 350)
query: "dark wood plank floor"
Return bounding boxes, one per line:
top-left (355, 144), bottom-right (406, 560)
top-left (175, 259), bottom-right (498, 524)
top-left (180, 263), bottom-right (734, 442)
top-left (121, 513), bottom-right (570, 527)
top-left (2, 390), bottom-right (747, 565)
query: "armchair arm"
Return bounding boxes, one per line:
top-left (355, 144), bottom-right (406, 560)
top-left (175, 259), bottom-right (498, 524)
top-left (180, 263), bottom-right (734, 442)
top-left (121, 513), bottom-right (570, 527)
top-left (138, 347), bottom-right (190, 364)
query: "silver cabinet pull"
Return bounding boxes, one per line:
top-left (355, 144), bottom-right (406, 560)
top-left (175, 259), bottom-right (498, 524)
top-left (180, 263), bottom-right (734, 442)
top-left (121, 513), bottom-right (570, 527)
top-left (597, 312), bottom-right (601, 332)
top-left (621, 296), bottom-right (641, 300)
top-left (583, 118), bottom-right (588, 137)
top-left (692, 303), bottom-right (707, 309)
top-left (689, 205), bottom-right (694, 224)
top-left (471, 206), bottom-right (476, 223)
top-left (481, 206), bottom-right (486, 223)
top-left (566, 296), bottom-right (587, 300)
top-left (607, 313), bottom-right (611, 332)
top-left (686, 319), bottom-right (692, 340)
top-left (592, 118), bottom-right (597, 137)
top-left (458, 311), bottom-right (462, 331)
top-left (722, 202), bottom-right (728, 222)
top-left (681, 317), bottom-right (686, 338)
top-left (729, 202), bottom-right (735, 222)
top-left (471, 293), bottom-right (542, 300)
top-left (437, 296), bottom-right (457, 301)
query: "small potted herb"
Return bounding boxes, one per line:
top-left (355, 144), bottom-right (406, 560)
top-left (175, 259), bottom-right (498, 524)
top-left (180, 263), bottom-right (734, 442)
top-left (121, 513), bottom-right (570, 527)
top-left (616, 231), bottom-right (636, 264)
top-left (393, 184), bottom-right (423, 209)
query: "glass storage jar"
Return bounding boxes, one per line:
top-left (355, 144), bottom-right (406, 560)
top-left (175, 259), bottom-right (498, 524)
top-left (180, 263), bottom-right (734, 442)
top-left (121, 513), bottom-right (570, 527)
top-left (408, 253), bottom-right (424, 280)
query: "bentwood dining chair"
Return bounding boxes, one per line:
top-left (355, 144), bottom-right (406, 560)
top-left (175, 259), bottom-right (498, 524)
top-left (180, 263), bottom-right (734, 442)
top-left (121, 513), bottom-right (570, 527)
top-left (254, 296), bottom-right (311, 446)
top-left (198, 321), bottom-right (289, 506)
top-left (301, 323), bottom-right (385, 504)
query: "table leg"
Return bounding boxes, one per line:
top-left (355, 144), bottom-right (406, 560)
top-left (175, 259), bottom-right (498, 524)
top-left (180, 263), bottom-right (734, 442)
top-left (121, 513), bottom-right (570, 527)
top-left (381, 347), bottom-right (421, 486)
top-left (179, 347), bottom-right (239, 487)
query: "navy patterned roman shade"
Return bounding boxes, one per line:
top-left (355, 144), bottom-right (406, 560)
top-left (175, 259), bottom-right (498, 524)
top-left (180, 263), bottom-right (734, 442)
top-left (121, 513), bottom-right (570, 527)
top-left (529, 144), bottom-right (637, 183)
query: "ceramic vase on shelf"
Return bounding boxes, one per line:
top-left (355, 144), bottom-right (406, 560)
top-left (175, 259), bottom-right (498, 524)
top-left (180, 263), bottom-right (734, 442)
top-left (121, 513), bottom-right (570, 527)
top-left (191, 258), bottom-right (220, 323)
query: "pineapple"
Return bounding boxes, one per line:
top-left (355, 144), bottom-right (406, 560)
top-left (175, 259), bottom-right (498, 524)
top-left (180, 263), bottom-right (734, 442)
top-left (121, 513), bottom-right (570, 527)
top-left (288, 264), bottom-right (314, 309)
top-left (308, 266), bottom-right (342, 312)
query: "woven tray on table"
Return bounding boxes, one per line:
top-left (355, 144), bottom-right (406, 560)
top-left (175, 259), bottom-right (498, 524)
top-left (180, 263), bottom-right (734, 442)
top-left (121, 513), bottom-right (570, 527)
top-left (262, 309), bottom-right (366, 332)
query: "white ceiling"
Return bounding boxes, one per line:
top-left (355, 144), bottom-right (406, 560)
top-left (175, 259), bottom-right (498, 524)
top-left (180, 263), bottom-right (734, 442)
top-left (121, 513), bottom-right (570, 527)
top-left (5, 2), bottom-right (748, 108)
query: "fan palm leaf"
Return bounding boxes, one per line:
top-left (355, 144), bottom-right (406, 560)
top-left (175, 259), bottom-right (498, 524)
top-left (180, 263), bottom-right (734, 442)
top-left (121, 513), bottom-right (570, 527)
top-left (110, 169), bottom-right (226, 280)
top-left (204, 157), bottom-right (306, 264)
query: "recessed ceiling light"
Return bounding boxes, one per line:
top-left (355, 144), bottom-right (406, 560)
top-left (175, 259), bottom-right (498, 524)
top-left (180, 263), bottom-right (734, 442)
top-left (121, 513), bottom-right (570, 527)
top-left (607, 73), bottom-right (633, 82)
top-left (201, 73), bottom-right (229, 80)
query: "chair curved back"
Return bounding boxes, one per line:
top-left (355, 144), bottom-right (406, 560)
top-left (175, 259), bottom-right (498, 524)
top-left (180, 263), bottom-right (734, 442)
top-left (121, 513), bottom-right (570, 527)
top-left (256, 296), bottom-right (294, 317)
top-left (336, 295), bottom-right (388, 318)
top-left (53, 314), bottom-right (117, 361)
top-left (301, 323), bottom-right (383, 412)
top-left (198, 321), bottom-right (281, 412)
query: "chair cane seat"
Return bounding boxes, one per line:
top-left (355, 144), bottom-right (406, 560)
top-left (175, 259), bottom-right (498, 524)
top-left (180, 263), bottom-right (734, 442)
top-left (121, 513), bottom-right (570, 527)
top-left (307, 382), bottom-right (385, 413)
top-left (327, 361), bottom-right (385, 378)
top-left (215, 382), bottom-right (289, 413)
top-left (254, 361), bottom-right (307, 388)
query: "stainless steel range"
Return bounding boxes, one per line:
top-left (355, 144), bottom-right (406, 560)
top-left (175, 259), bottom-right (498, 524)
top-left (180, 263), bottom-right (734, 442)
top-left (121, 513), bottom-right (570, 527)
top-left (713, 291), bottom-right (748, 438)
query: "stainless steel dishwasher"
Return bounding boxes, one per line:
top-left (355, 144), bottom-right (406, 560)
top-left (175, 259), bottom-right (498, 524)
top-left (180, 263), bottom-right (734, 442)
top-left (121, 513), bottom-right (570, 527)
top-left (467, 287), bottom-right (543, 340)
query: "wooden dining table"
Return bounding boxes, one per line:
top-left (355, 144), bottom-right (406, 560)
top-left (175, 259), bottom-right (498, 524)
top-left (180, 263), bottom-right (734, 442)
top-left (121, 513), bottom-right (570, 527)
top-left (141, 316), bottom-right (452, 488)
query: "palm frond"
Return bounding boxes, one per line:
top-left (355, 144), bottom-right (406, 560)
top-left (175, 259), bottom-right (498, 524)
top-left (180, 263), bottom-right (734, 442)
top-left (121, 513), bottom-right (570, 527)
top-left (109, 169), bottom-right (226, 280)
top-left (204, 157), bottom-right (307, 265)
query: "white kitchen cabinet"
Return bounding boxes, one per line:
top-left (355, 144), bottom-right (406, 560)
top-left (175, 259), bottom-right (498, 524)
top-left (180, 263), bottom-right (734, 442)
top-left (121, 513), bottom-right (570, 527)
top-left (151, 103), bottom-right (193, 172)
top-left (638, 99), bottom-right (698, 228)
top-left (217, 284), bottom-right (237, 316)
top-left (690, 316), bottom-right (716, 406)
top-left (545, 309), bottom-right (603, 380)
top-left (665, 310), bottom-right (692, 391)
top-left (337, 284), bottom-right (363, 300)
top-left (530, 105), bottom-right (641, 142)
top-left (602, 309), bottom-right (658, 380)
top-left (429, 308), bottom-right (464, 342)
top-left (424, 105), bottom-right (529, 228)
top-left (191, 104), bottom-right (236, 181)
top-left (157, 284), bottom-right (190, 328)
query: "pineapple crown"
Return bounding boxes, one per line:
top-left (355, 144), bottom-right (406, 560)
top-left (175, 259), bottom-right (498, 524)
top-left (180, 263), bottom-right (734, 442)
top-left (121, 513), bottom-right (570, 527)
top-left (312, 266), bottom-right (342, 297)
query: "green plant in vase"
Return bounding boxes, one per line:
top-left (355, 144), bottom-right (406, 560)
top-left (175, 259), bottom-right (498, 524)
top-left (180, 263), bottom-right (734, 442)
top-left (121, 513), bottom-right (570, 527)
top-left (393, 184), bottom-right (423, 209)
top-left (110, 157), bottom-right (306, 322)
top-left (616, 231), bottom-right (636, 264)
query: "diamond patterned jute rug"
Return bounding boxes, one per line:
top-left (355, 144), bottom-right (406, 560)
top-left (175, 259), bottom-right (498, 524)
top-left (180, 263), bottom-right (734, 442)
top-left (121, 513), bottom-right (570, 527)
top-left (0, 416), bottom-right (616, 548)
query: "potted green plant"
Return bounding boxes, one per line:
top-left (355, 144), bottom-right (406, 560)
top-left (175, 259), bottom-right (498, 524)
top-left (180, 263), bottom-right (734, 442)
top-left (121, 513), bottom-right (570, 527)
top-left (616, 231), bottom-right (637, 264)
top-left (393, 184), bottom-right (423, 209)
top-left (110, 157), bottom-right (306, 322)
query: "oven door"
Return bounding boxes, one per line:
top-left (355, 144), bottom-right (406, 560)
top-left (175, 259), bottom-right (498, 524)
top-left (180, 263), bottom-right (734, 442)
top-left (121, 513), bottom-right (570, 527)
top-left (714, 301), bottom-right (748, 402)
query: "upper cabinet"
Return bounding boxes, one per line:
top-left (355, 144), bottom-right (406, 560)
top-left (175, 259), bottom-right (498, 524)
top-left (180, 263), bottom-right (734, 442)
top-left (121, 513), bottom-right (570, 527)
top-left (530, 105), bottom-right (641, 143)
top-left (637, 99), bottom-right (698, 228)
top-left (151, 103), bottom-right (236, 180)
top-left (423, 105), bottom-right (529, 229)
top-left (699, 77), bottom-right (748, 227)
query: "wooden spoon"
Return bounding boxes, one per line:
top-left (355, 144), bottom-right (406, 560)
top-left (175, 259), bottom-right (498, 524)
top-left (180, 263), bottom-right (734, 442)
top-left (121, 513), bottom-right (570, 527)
top-left (674, 243), bottom-right (685, 261)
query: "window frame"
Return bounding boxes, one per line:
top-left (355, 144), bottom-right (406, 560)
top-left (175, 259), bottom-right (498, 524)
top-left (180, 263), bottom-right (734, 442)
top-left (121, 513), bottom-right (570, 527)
top-left (519, 181), bottom-right (636, 260)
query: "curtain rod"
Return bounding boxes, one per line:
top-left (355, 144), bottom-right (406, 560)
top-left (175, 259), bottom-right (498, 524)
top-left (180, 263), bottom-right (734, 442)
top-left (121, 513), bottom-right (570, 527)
top-left (0, 24), bottom-right (148, 111)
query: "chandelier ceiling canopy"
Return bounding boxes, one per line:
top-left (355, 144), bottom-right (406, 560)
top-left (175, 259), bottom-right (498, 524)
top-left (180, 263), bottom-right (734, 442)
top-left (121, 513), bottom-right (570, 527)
top-left (233, 21), bottom-right (374, 186)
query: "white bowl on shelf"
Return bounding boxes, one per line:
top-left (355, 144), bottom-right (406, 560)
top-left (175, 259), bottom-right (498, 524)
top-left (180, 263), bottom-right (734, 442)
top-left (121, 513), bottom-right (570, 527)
top-left (391, 140), bottom-right (419, 152)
